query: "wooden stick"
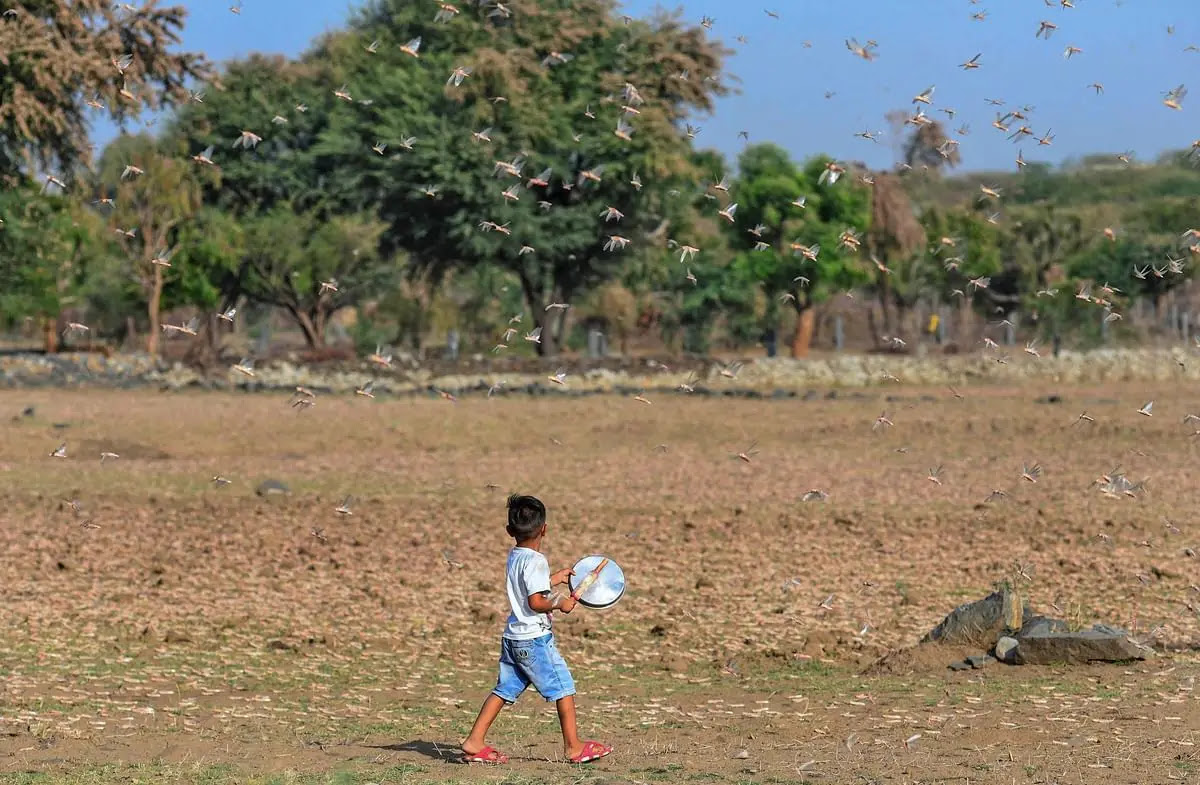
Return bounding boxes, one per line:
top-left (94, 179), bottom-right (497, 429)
top-left (570, 558), bottom-right (610, 602)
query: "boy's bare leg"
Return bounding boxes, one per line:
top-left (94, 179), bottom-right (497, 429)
top-left (461, 694), bottom-right (507, 756)
top-left (556, 695), bottom-right (584, 758)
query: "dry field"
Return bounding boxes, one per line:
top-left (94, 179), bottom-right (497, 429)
top-left (0, 383), bottom-right (1197, 785)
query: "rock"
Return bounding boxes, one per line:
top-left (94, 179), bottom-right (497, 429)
top-left (256, 479), bottom-right (290, 497)
top-left (1013, 624), bottom-right (1154, 665)
top-left (922, 589), bottom-right (1031, 649)
top-left (994, 636), bottom-right (1019, 663)
top-left (1017, 615), bottom-right (1070, 637)
top-left (966, 654), bottom-right (994, 669)
top-left (948, 660), bottom-right (971, 671)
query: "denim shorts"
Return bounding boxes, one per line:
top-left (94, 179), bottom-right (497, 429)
top-left (493, 633), bottom-right (576, 703)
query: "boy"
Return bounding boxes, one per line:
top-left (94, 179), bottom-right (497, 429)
top-left (460, 494), bottom-right (613, 765)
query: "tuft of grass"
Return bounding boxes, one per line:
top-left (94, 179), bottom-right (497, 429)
top-left (1062, 601), bottom-right (1094, 632)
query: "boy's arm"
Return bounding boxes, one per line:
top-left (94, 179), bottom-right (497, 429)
top-left (529, 591), bottom-right (577, 614)
top-left (520, 556), bottom-right (574, 613)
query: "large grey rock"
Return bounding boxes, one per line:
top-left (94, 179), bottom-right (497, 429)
top-left (1013, 624), bottom-right (1153, 665)
top-left (922, 589), bottom-right (1031, 648)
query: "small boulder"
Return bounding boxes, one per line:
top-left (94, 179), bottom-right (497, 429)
top-left (966, 654), bottom-right (993, 669)
top-left (994, 636), bottom-right (1019, 664)
top-left (256, 479), bottom-right (290, 497)
top-left (1014, 624), bottom-right (1153, 665)
top-left (948, 660), bottom-right (971, 671)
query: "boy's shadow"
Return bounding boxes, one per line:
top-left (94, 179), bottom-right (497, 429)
top-left (369, 740), bottom-right (454, 761)
top-left (368, 740), bottom-right (538, 764)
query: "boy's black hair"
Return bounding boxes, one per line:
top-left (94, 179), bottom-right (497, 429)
top-left (506, 494), bottom-right (547, 540)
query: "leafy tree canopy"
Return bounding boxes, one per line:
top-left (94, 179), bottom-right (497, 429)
top-left (725, 146), bottom-right (871, 313)
top-left (0, 0), bottom-right (206, 184)
top-left (172, 0), bottom-right (732, 354)
top-left (0, 186), bottom-right (116, 339)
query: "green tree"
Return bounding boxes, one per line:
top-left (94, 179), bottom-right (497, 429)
top-left (1068, 238), bottom-right (1181, 315)
top-left (298, 0), bottom-right (732, 355)
top-left (918, 205), bottom-right (1004, 339)
top-left (0, 186), bottom-right (115, 349)
top-left (676, 255), bottom-right (762, 353)
top-left (164, 54), bottom-right (334, 216)
top-left (165, 54), bottom-right (403, 351)
top-left (721, 145), bottom-right (870, 356)
top-left (0, 1), bottom-right (206, 184)
top-left (654, 198), bottom-right (760, 354)
top-left (238, 206), bottom-right (391, 348)
top-left (995, 207), bottom-right (1087, 313)
top-left (94, 133), bottom-right (202, 354)
top-left (171, 207), bottom-right (248, 364)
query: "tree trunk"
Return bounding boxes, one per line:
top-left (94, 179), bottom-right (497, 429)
top-left (552, 305), bottom-right (568, 350)
top-left (146, 264), bottom-right (163, 356)
top-left (895, 301), bottom-right (910, 346)
top-left (312, 307), bottom-right (329, 348)
top-left (958, 295), bottom-right (973, 344)
top-left (184, 312), bottom-right (221, 369)
top-left (791, 306), bottom-right (815, 358)
top-left (517, 271), bottom-right (558, 357)
top-left (534, 316), bottom-right (558, 357)
top-left (878, 274), bottom-right (895, 335)
top-left (41, 317), bottom-right (59, 353)
top-left (394, 297), bottom-right (425, 351)
top-left (292, 308), bottom-right (324, 348)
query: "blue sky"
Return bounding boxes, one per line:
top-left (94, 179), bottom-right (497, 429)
top-left (95, 0), bottom-right (1199, 173)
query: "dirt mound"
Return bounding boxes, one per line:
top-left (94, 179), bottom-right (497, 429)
top-left (864, 643), bottom-right (972, 676)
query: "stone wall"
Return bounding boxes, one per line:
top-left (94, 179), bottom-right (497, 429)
top-left (0, 348), bottom-right (1194, 396)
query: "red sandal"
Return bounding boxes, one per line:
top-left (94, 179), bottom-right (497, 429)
top-left (462, 746), bottom-right (508, 764)
top-left (569, 740), bottom-right (612, 764)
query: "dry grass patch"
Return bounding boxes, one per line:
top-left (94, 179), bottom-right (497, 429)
top-left (0, 385), bottom-right (1196, 783)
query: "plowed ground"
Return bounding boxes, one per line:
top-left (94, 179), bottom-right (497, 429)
top-left (0, 384), bottom-right (1196, 784)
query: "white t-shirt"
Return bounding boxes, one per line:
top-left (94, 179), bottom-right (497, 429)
top-left (503, 547), bottom-right (553, 640)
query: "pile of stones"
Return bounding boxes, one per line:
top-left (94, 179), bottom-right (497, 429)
top-left (923, 587), bottom-right (1155, 670)
top-left (2, 346), bottom-right (1200, 395)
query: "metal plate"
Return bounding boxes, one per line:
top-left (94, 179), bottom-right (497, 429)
top-left (569, 555), bottom-right (626, 609)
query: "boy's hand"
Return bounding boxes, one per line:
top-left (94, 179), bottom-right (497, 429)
top-left (550, 568), bottom-right (575, 586)
top-left (557, 595), bottom-right (578, 614)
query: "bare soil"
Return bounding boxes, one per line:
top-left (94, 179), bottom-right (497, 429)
top-left (0, 384), bottom-right (1196, 784)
